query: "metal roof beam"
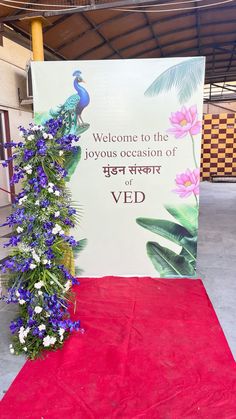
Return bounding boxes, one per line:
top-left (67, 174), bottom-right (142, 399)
top-left (56, 12), bottom-right (129, 52)
top-left (134, 40), bottom-right (236, 60)
top-left (195, 3), bottom-right (201, 55)
top-left (143, 12), bottom-right (164, 57)
top-left (0, 0), bottom-right (185, 23)
top-left (106, 30), bottom-right (236, 60)
top-left (212, 82), bottom-right (236, 93)
top-left (75, 24), bottom-right (236, 62)
top-left (80, 12), bottom-right (122, 58)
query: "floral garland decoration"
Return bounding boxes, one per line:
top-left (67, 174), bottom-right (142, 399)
top-left (0, 118), bottom-right (84, 359)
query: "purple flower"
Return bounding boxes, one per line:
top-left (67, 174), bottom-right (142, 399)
top-left (36, 139), bottom-right (47, 156)
top-left (10, 171), bottom-right (24, 185)
top-left (37, 166), bottom-right (48, 187)
top-left (68, 207), bottom-right (76, 216)
top-left (24, 149), bottom-right (35, 161)
top-left (10, 318), bottom-right (23, 334)
top-left (40, 199), bottom-right (50, 208)
top-left (4, 235), bottom-right (21, 248)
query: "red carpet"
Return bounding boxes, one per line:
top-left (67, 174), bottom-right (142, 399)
top-left (1, 277), bottom-right (236, 418)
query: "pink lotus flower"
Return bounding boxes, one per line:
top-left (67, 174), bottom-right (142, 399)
top-left (168, 105), bottom-right (201, 138)
top-left (173, 168), bottom-right (200, 198)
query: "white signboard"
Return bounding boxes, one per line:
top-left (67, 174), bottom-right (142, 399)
top-left (32, 57), bottom-right (205, 277)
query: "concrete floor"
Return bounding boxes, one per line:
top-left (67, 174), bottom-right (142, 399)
top-left (0, 182), bottom-right (236, 399)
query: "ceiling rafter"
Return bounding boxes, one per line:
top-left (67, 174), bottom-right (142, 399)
top-left (105, 29), bottom-right (236, 60)
top-left (0, 0), bottom-right (176, 23)
top-left (71, 18), bottom-right (236, 62)
top-left (195, 2), bottom-right (201, 56)
top-left (134, 39), bottom-right (236, 61)
top-left (143, 12), bottom-right (164, 58)
top-left (55, 12), bottom-right (129, 52)
top-left (79, 12), bottom-right (123, 58)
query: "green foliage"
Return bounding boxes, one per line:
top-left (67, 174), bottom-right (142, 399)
top-left (145, 57), bottom-right (205, 104)
top-left (64, 146), bottom-right (81, 181)
top-left (147, 242), bottom-right (195, 277)
top-left (136, 204), bottom-right (198, 278)
top-left (165, 204), bottom-right (198, 236)
top-left (72, 238), bottom-right (87, 258)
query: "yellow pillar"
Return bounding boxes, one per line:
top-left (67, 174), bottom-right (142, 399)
top-left (31, 18), bottom-right (44, 61)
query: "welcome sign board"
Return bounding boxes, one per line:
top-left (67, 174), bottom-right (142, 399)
top-left (32, 57), bottom-right (205, 278)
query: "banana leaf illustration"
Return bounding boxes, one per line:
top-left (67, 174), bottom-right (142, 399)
top-left (136, 203), bottom-right (198, 277)
top-left (145, 57), bottom-right (205, 104)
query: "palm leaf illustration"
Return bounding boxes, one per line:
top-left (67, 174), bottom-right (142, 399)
top-left (145, 57), bottom-right (205, 104)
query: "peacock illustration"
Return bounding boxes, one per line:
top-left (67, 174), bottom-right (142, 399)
top-left (34, 70), bottom-right (91, 181)
top-left (50, 70), bottom-right (90, 135)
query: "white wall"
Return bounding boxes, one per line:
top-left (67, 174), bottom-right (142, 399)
top-left (0, 37), bottom-right (33, 204)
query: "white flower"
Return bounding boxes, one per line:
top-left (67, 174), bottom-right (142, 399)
top-left (19, 335), bottom-right (25, 344)
top-left (18, 196), bottom-right (27, 206)
top-left (9, 344), bottom-right (15, 354)
top-left (59, 229), bottom-right (65, 236)
top-left (43, 133), bottom-right (48, 139)
top-left (19, 299), bottom-right (26, 305)
top-left (24, 327), bottom-right (30, 336)
top-left (19, 131), bottom-right (24, 137)
top-left (59, 150), bottom-right (64, 156)
top-left (16, 226), bottom-right (23, 234)
top-left (54, 211), bottom-right (60, 218)
top-left (48, 182), bottom-right (54, 188)
top-left (52, 224), bottom-right (62, 235)
top-left (43, 335), bottom-right (56, 347)
top-left (38, 290), bottom-right (43, 296)
top-left (50, 281), bottom-right (54, 285)
top-left (35, 200), bottom-right (40, 206)
top-left (18, 326), bottom-right (29, 344)
top-left (59, 328), bottom-right (65, 341)
top-left (43, 336), bottom-right (51, 347)
top-left (59, 328), bottom-right (65, 336)
top-left (48, 187), bottom-right (54, 194)
top-left (34, 306), bottom-right (42, 314)
top-left (32, 125), bottom-right (41, 131)
top-left (38, 324), bottom-right (46, 331)
top-left (23, 347), bottom-right (27, 352)
top-left (27, 134), bottom-right (34, 141)
top-left (30, 263), bottom-right (37, 270)
top-left (15, 291), bottom-right (20, 298)
top-left (64, 280), bottom-right (72, 292)
top-left (41, 259), bottom-right (49, 265)
top-left (48, 134), bottom-right (53, 140)
top-left (34, 281), bottom-right (44, 289)
top-left (24, 164), bottom-right (32, 174)
top-left (54, 190), bottom-right (60, 197)
top-left (32, 251), bottom-right (40, 263)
